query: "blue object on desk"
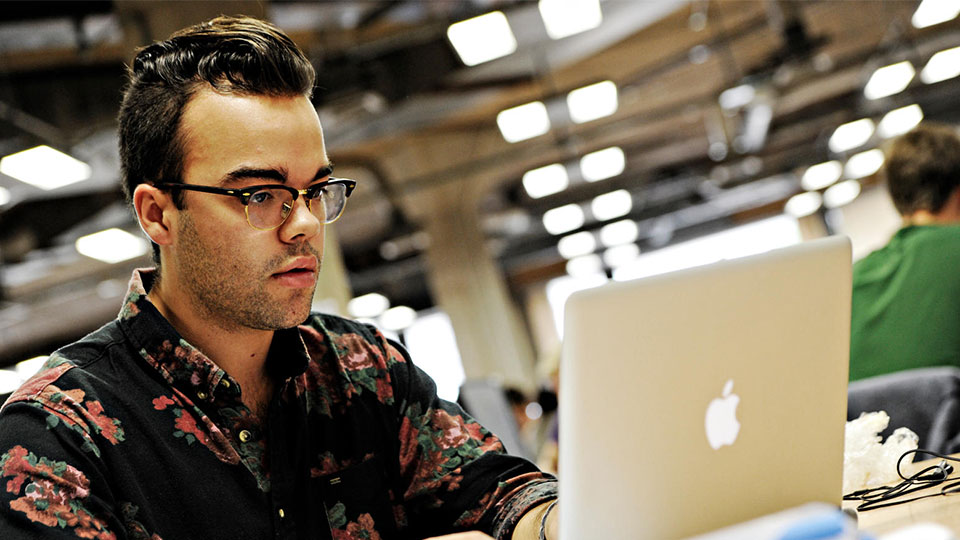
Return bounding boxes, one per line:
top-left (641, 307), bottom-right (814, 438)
top-left (778, 510), bottom-right (849, 540)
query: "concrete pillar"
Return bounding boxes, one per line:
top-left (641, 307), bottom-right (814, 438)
top-left (421, 202), bottom-right (537, 393)
top-left (314, 224), bottom-right (352, 316)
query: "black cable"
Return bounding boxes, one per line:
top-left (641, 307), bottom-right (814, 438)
top-left (842, 449), bottom-right (959, 511)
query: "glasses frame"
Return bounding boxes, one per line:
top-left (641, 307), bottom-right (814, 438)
top-left (156, 178), bottom-right (357, 231)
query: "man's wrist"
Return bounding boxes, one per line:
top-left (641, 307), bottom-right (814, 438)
top-left (538, 500), bottom-right (558, 540)
top-left (511, 500), bottom-right (558, 540)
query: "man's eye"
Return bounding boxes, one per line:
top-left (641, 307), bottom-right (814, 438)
top-left (308, 186), bottom-right (326, 200)
top-left (249, 190), bottom-right (275, 204)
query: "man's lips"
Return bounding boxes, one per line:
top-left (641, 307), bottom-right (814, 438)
top-left (272, 257), bottom-right (318, 288)
top-left (273, 257), bottom-right (318, 276)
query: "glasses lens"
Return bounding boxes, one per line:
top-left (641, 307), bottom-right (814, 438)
top-left (246, 187), bottom-right (294, 230)
top-left (319, 183), bottom-right (348, 224)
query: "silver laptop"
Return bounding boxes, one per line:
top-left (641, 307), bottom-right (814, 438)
top-left (558, 235), bottom-right (852, 539)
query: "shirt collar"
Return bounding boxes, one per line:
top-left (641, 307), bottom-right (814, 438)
top-left (117, 268), bottom-right (310, 402)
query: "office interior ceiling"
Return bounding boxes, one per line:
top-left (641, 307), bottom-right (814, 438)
top-left (1, 0), bottom-right (959, 365)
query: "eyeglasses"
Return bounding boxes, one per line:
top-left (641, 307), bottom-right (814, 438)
top-left (157, 178), bottom-right (357, 231)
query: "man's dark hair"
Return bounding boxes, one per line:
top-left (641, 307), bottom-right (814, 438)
top-left (117, 15), bottom-right (316, 263)
top-left (884, 122), bottom-right (960, 216)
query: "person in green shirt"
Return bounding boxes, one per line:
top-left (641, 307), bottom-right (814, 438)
top-left (850, 123), bottom-right (960, 381)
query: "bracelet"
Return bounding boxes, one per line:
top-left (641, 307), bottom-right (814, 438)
top-left (538, 499), bottom-right (558, 540)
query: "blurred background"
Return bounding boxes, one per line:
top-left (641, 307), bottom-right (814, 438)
top-left (0, 1), bottom-right (958, 458)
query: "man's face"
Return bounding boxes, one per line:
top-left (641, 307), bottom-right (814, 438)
top-left (167, 88), bottom-right (329, 331)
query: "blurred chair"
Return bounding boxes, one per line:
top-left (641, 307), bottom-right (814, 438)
top-left (848, 366), bottom-right (960, 455)
top-left (458, 378), bottom-right (534, 461)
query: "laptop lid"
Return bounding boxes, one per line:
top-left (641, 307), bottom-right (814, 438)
top-left (558, 235), bottom-right (851, 539)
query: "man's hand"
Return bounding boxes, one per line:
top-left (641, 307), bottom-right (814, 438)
top-left (424, 533), bottom-right (494, 540)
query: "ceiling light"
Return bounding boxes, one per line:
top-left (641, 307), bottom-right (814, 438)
top-left (0, 186), bottom-right (10, 206)
top-left (347, 292), bottom-right (390, 319)
top-left (829, 119), bottom-right (875, 153)
top-left (784, 191), bottom-right (823, 218)
top-left (580, 146), bottom-right (625, 182)
top-left (15, 356), bottom-right (47, 380)
top-left (912, 0), bottom-right (960, 28)
top-left (599, 219), bottom-right (639, 247)
top-left (920, 46), bottom-right (960, 84)
top-left (497, 101), bottom-right (551, 143)
top-left (878, 104), bottom-right (924, 138)
top-left (591, 190), bottom-right (632, 221)
top-left (567, 80), bottom-right (618, 124)
top-left (844, 149), bottom-right (885, 179)
top-left (719, 84), bottom-right (755, 110)
top-left (523, 163), bottom-right (569, 199)
top-left (864, 61), bottom-right (915, 100)
top-left (0, 145), bottom-right (91, 190)
top-left (823, 179), bottom-right (862, 208)
top-left (538, 0), bottom-right (603, 40)
top-left (379, 305), bottom-right (417, 332)
top-left (565, 254), bottom-right (604, 277)
top-left (75, 228), bottom-right (149, 264)
top-left (603, 244), bottom-right (640, 268)
top-left (0, 370), bottom-right (20, 395)
top-left (447, 11), bottom-right (517, 66)
top-left (801, 161), bottom-right (843, 191)
top-left (557, 231), bottom-right (597, 259)
top-left (543, 204), bottom-right (585, 235)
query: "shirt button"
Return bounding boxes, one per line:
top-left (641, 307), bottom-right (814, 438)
top-left (239, 430), bottom-right (252, 443)
top-left (278, 508), bottom-right (285, 519)
top-left (197, 391), bottom-right (208, 400)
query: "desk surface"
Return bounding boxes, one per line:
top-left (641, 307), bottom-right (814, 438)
top-left (845, 455), bottom-right (960, 536)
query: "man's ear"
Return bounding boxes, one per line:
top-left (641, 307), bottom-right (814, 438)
top-left (133, 184), bottom-right (176, 247)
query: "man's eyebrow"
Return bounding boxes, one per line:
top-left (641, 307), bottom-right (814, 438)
top-left (314, 162), bottom-right (334, 181)
top-left (219, 167), bottom-right (288, 186)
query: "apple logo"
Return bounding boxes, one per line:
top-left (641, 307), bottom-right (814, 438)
top-left (705, 379), bottom-right (741, 450)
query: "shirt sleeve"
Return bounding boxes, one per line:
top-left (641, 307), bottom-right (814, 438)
top-left (0, 366), bottom-right (124, 539)
top-left (382, 334), bottom-right (558, 540)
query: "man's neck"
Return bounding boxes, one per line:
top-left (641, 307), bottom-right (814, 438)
top-left (147, 278), bottom-right (276, 417)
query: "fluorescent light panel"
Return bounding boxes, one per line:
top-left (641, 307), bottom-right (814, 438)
top-left (864, 61), bottom-right (915, 100)
top-left (912, 0), bottom-right (960, 28)
top-left (801, 161), bottom-right (843, 191)
top-left (347, 292), bottom-right (390, 319)
top-left (379, 306), bottom-right (417, 332)
top-left (538, 0), bottom-right (603, 40)
top-left (719, 84), bottom-right (755, 110)
top-left (0, 186), bottom-right (10, 206)
top-left (591, 190), bottom-right (632, 221)
top-left (0, 145), bottom-right (91, 190)
top-left (543, 204), bottom-right (584, 235)
top-left (823, 179), bottom-right (862, 208)
top-left (580, 146), bottom-right (625, 182)
top-left (921, 46), bottom-right (960, 84)
top-left (844, 149), bottom-right (885, 179)
top-left (557, 231), bottom-right (597, 259)
top-left (567, 81), bottom-right (618, 124)
top-left (497, 101), bottom-right (551, 143)
top-left (603, 244), bottom-right (640, 268)
top-left (523, 163), bottom-right (569, 199)
top-left (878, 104), bottom-right (924, 138)
top-left (599, 219), bottom-right (639, 247)
top-left (75, 228), bottom-right (149, 264)
top-left (447, 11), bottom-right (517, 66)
top-left (829, 119), bottom-right (875, 153)
top-left (565, 254), bottom-right (604, 277)
top-left (784, 191), bottom-right (823, 218)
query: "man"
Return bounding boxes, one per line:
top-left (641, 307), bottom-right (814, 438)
top-left (0, 16), bottom-right (558, 539)
top-left (849, 122), bottom-right (960, 381)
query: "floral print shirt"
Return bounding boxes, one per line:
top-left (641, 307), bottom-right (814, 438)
top-left (0, 269), bottom-right (557, 539)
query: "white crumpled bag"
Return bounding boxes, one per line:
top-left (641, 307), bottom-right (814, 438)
top-left (843, 411), bottom-right (919, 495)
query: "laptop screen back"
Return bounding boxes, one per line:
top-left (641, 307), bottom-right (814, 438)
top-left (559, 236), bottom-right (851, 539)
